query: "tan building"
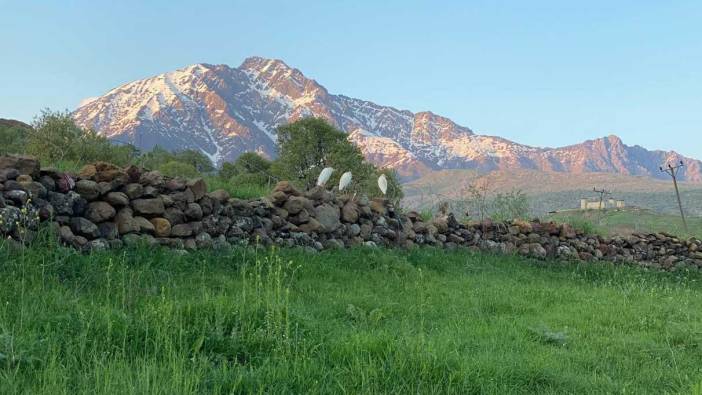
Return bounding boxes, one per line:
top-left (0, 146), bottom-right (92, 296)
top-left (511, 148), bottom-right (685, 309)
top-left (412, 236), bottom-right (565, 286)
top-left (580, 198), bottom-right (624, 210)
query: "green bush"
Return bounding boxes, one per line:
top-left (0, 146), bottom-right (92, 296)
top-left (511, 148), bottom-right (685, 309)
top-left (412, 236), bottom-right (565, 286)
top-left (492, 190), bottom-right (530, 222)
top-left (157, 161), bottom-right (199, 178)
top-left (137, 146), bottom-right (213, 174)
top-left (0, 120), bottom-right (29, 155)
top-left (272, 118), bottom-right (403, 201)
top-left (25, 109), bottom-right (138, 166)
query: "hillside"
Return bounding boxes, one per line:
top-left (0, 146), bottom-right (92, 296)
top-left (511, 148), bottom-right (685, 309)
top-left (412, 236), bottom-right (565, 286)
top-left (549, 208), bottom-right (702, 239)
top-left (403, 168), bottom-right (702, 215)
top-left (73, 57), bottom-right (702, 181)
top-left (0, 118), bottom-right (31, 130)
top-left (0, 118), bottom-right (31, 156)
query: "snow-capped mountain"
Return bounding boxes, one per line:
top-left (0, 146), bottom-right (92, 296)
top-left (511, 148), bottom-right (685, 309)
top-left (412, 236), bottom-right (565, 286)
top-left (73, 56), bottom-right (702, 182)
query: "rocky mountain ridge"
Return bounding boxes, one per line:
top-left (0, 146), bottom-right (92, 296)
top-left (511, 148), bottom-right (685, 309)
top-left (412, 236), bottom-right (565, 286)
top-left (73, 56), bottom-right (702, 182)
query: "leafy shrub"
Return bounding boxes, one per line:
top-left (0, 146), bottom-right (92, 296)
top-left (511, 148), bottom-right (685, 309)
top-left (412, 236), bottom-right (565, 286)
top-left (26, 109), bottom-right (138, 166)
top-left (492, 189), bottom-right (530, 222)
top-left (0, 120), bottom-right (29, 155)
top-left (157, 161), bottom-right (199, 178)
top-left (272, 118), bottom-right (403, 201)
top-left (137, 146), bottom-right (213, 174)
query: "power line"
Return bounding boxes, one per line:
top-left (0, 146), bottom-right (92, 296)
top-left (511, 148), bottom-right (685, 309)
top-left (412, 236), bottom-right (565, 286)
top-left (660, 161), bottom-right (688, 232)
top-left (592, 187), bottom-right (611, 210)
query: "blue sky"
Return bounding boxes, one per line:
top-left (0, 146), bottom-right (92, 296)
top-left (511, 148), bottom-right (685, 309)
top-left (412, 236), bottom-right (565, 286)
top-left (2, 1), bottom-right (701, 158)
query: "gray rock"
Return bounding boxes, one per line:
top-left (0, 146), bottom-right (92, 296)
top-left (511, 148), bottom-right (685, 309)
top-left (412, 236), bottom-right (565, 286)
top-left (185, 203), bottom-right (203, 220)
top-left (4, 190), bottom-right (29, 205)
top-left (314, 203), bottom-right (341, 233)
top-left (85, 201), bottom-right (116, 223)
top-left (134, 216), bottom-right (155, 233)
top-left (98, 222), bottom-right (119, 240)
top-left (171, 223), bottom-right (193, 237)
top-left (75, 180), bottom-right (100, 200)
top-left (164, 207), bottom-right (186, 225)
top-left (70, 217), bottom-right (100, 239)
top-left (0, 206), bottom-right (21, 233)
top-left (132, 198), bottom-right (165, 216)
top-left (186, 178), bottom-right (207, 200)
top-left (124, 183), bottom-right (144, 199)
top-left (105, 192), bottom-right (129, 206)
top-left (0, 155), bottom-right (40, 178)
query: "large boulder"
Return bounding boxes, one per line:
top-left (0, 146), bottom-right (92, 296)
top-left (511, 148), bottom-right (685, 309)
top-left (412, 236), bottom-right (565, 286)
top-left (0, 155), bottom-right (40, 178)
top-left (134, 216), bottom-right (155, 233)
top-left (85, 201), bottom-right (116, 223)
top-left (164, 207), bottom-right (186, 225)
top-left (74, 180), bottom-right (101, 201)
top-left (47, 191), bottom-right (80, 216)
top-left (98, 222), bottom-right (119, 240)
top-left (370, 198), bottom-right (387, 215)
top-left (314, 203), bottom-right (341, 233)
top-left (185, 203), bottom-right (203, 220)
top-left (283, 196), bottom-right (308, 215)
top-left (70, 217), bottom-right (100, 239)
top-left (132, 198), bottom-right (165, 216)
top-left (186, 178), bottom-right (207, 201)
top-left (150, 217), bottom-right (172, 237)
top-left (0, 168), bottom-right (20, 182)
top-left (79, 164), bottom-right (97, 179)
top-left (341, 201), bottom-right (359, 223)
top-left (208, 189), bottom-right (230, 203)
top-left (124, 183), bottom-right (144, 199)
top-left (0, 206), bottom-right (21, 233)
top-left (115, 208), bottom-right (140, 234)
top-left (171, 223), bottom-right (194, 237)
top-left (139, 170), bottom-right (164, 187)
top-left (105, 192), bottom-right (129, 207)
top-left (273, 181), bottom-right (301, 196)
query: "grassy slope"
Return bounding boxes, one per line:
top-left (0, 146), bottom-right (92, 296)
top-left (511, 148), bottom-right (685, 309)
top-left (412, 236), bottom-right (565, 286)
top-left (2, 241), bottom-right (702, 394)
top-left (402, 169), bottom-right (702, 216)
top-left (550, 208), bottom-right (702, 239)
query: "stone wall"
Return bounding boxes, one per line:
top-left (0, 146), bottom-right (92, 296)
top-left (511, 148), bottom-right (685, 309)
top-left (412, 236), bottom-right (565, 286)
top-left (1, 155), bottom-right (701, 272)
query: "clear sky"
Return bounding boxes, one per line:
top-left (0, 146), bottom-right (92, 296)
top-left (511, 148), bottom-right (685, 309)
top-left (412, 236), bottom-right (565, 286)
top-left (2, 1), bottom-right (701, 158)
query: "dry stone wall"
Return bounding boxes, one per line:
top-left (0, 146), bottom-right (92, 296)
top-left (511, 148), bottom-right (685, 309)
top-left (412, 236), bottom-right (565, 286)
top-left (1, 155), bottom-right (702, 272)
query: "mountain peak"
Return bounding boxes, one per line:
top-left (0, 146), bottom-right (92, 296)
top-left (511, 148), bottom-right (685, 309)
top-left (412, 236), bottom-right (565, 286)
top-left (239, 56), bottom-right (294, 75)
top-left (605, 134), bottom-right (623, 144)
top-left (72, 56), bottom-right (702, 182)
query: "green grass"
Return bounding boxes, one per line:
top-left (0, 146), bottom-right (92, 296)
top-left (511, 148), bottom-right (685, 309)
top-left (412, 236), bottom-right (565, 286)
top-left (204, 177), bottom-right (271, 199)
top-left (549, 208), bottom-right (702, 239)
top-left (2, 239), bottom-right (702, 394)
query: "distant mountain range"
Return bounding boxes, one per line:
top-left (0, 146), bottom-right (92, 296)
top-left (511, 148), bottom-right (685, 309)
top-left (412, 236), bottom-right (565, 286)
top-left (72, 56), bottom-right (702, 182)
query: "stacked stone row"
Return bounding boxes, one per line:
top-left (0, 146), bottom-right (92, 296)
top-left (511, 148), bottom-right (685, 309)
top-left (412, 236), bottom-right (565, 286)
top-left (1, 155), bottom-right (701, 272)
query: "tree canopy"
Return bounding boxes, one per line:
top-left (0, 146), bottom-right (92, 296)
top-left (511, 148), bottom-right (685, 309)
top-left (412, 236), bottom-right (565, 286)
top-left (272, 117), bottom-right (403, 201)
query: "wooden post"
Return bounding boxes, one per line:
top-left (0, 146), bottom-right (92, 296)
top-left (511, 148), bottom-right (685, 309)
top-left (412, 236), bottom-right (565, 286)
top-left (661, 161), bottom-right (688, 232)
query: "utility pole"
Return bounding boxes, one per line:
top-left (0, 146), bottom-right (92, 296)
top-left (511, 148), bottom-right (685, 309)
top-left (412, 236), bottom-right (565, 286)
top-left (593, 187), bottom-right (610, 210)
top-left (660, 161), bottom-right (688, 232)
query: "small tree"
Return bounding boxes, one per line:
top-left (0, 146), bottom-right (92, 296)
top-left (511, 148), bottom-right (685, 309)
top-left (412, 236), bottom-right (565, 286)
top-left (492, 189), bottom-right (530, 222)
top-left (158, 161), bottom-right (199, 178)
top-left (26, 109), bottom-right (138, 166)
top-left (273, 118), bottom-right (353, 186)
top-left (173, 149), bottom-right (214, 173)
top-left (220, 152), bottom-right (274, 187)
top-left (272, 117), bottom-right (403, 200)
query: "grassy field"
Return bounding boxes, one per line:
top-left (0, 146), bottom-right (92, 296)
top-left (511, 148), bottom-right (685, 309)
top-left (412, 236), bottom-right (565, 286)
top-left (2, 240), bottom-right (702, 394)
top-left (549, 208), bottom-right (702, 239)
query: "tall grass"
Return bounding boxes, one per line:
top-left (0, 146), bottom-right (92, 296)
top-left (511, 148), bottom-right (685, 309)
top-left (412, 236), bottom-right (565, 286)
top-left (1, 242), bottom-right (702, 393)
top-left (204, 177), bottom-right (271, 199)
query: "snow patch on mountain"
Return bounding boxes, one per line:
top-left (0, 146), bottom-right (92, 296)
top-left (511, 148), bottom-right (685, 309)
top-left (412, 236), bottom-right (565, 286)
top-left (72, 56), bottom-right (702, 182)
